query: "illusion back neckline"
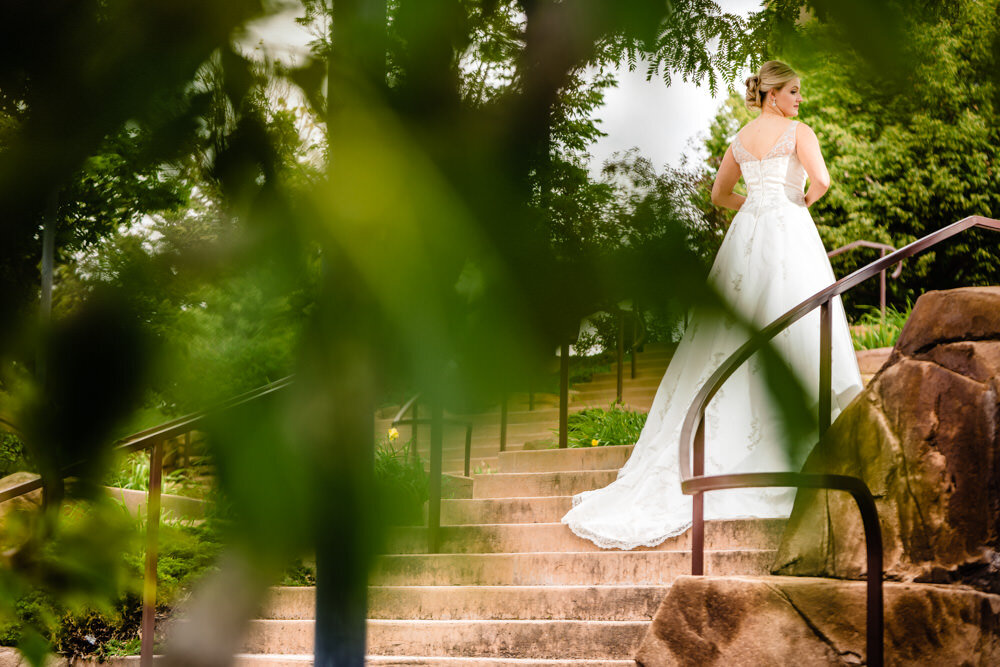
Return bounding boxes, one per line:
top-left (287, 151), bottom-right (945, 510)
top-left (733, 120), bottom-right (798, 163)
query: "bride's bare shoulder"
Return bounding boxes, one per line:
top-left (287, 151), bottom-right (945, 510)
top-left (794, 121), bottom-right (820, 146)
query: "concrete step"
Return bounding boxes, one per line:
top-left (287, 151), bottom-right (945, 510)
top-left (571, 376), bottom-right (663, 392)
top-left (384, 519), bottom-right (785, 554)
top-left (440, 497), bottom-right (574, 525)
top-left (570, 388), bottom-right (657, 403)
top-left (366, 659), bottom-right (635, 666)
top-left (242, 619), bottom-right (647, 659)
top-left (472, 470), bottom-right (618, 499)
top-left (391, 422), bottom-right (557, 442)
top-left (262, 585), bottom-right (664, 621)
top-left (372, 549), bottom-right (775, 586)
top-left (142, 654), bottom-right (637, 666)
top-left (443, 457), bottom-right (499, 475)
top-left (498, 446), bottom-right (634, 473)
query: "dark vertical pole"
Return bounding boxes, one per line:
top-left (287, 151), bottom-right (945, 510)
top-left (140, 440), bottom-right (164, 667)
top-left (37, 191), bottom-right (58, 382)
top-left (819, 300), bottom-right (832, 436)
top-left (499, 394), bottom-right (508, 453)
top-left (319, 1), bottom-right (385, 660)
top-left (528, 389), bottom-right (534, 412)
top-left (428, 400), bottom-right (443, 552)
top-left (411, 401), bottom-right (419, 462)
top-left (463, 425), bottom-right (472, 478)
top-left (559, 343), bottom-right (569, 448)
top-left (691, 419), bottom-right (705, 576)
top-left (630, 310), bottom-right (638, 380)
top-left (879, 248), bottom-right (887, 321)
top-left (856, 488), bottom-right (884, 667)
top-left (616, 311), bottom-right (624, 404)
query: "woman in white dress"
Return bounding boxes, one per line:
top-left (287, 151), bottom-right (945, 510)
top-left (562, 61), bottom-right (864, 550)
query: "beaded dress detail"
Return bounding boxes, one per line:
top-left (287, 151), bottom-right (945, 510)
top-left (562, 120), bottom-right (863, 550)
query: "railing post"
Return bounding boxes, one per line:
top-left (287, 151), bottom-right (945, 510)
top-left (428, 400), bottom-right (443, 553)
top-left (691, 418), bottom-right (705, 576)
top-left (630, 310), bottom-right (638, 380)
top-left (411, 400), bottom-right (419, 459)
top-left (464, 425), bottom-right (472, 478)
top-left (879, 247), bottom-right (887, 321)
top-left (140, 439), bottom-right (164, 667)
top-left (819, 300), bottom-right (832, 436)
top-left (559, 343), bottom-right (569, 449)
top-left (616, 310), bottom-right (624, 403)
top-left (499, 394), bottom-right (508, 453)
top-left (852, 485), bottom-right (884, 667)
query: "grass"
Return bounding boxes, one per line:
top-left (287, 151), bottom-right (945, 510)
top-left (104, 451), bottom-right (194, 497)
top-left (850, 303), bottom-right (912, 351)
top-left (557, 403), bottom-right (648, 448)
top-left (373, 436), bottom-right (428, 526)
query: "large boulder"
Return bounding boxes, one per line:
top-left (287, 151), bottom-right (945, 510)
top-left (773, 287), bottom-right (1000, 588)
top-left (635, 575), bottom-right (1000, 666)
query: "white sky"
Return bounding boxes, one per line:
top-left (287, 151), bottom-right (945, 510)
top-left (244, 0), bottom-right (765, 175)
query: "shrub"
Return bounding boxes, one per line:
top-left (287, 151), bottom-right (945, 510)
top-left (561, 404), bottom-right (647, 448)
top-left (373, 435), bottom-right (428, 526)
top-left (0, 431), bottom-right (30, 479)
top-left (851, 303), bottom-right (912, 351)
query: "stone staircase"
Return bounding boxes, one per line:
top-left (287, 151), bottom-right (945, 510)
top-left (232, 344), bottom-right (788, 665)
top-left (224, 344), bottom-right (891, 664)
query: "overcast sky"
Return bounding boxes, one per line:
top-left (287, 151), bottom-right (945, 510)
top-left (245, 0), bottom-right (765, 175)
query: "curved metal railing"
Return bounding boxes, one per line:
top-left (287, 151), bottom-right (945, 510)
top-left (827, 239), bottom-right (903, 318)
top-left (391, 393), bottom-right (475, 552)
top-left (678, 215), bottom-right (1000, 667)
top-left (0, 374), bottom-right (294, 666)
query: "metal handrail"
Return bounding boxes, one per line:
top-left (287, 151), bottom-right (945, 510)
top-left (391, 393), bottom-right (475, 552)
top-left (0, 373), bottom-right (294, 667)
top-left (827, 240), bottom-right (903, 319)
top-left (677, 215), bottom-right (1000, 667)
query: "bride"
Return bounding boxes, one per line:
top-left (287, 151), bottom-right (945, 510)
top-left (562, 61), bottom-right (864, 550)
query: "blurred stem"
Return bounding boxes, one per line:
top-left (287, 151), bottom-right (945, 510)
top-left (38, 190), bottom-right (59, 516)
top-left (314, 0), bottom-right (386, 664)
top-left (37, 190), bottom-right (58, 385)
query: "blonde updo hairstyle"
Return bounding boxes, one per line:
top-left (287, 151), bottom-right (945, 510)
top-left (745, 60), bottom-right (797, 110)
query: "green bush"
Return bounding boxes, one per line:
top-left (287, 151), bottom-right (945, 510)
top-left (0, 431), bottom-right (30, 479)
top-left (0, 503), bottom-right (223, 661)
top-left (851, 303), bottom-right (912, 351)
top-left (373, 435), bottom-right (428, 527)
top-left (561, 404), bottom-right (648, 448)
top-left (104, 452), bottom-right (191, 495)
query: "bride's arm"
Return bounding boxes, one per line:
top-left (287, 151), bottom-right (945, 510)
top-left (711, 146), bottom-right (745, 211)
top-left (797, 123), bottom-right (831, 207)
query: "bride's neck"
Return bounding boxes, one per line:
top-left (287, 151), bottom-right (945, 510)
top-left (760, 106), bottom-right (788, 120)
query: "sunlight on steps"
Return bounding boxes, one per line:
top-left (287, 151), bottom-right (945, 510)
top-left (234, 342), bottom-right (893, 664)
top-left (232, 342), bottom-right (806, 665)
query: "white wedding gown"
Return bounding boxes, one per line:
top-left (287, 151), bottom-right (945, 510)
top-left (562, 120), bottom-right (864, 550)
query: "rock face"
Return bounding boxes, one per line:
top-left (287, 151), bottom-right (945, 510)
top-left (773, 287), bottom-right (1000, 588)
top-left (635, 575), bottom-right (1000, 666)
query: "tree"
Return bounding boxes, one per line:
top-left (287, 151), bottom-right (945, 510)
top-left (687, 0), bottom-right (1000, 315)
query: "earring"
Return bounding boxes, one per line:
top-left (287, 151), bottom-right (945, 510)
top-left (771, 97), bottom-right (777, 107)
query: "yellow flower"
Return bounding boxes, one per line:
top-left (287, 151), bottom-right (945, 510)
top-left (591, 439), bottom-right (599, 447)
top-left (388, 427), bottom-right (399, 441)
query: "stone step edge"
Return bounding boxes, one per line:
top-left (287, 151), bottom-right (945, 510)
top-left (270, 583), bottom-right (667, 592)
top-left (378, 547), bottom-right (775, 558)
top-left (473, 468), bottom-right (621, 478)
top-left (232, 656), bottom-right (636, 665)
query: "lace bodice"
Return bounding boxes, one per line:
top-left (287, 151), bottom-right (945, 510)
top-left (732, 120), bottom-right (807, 208)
